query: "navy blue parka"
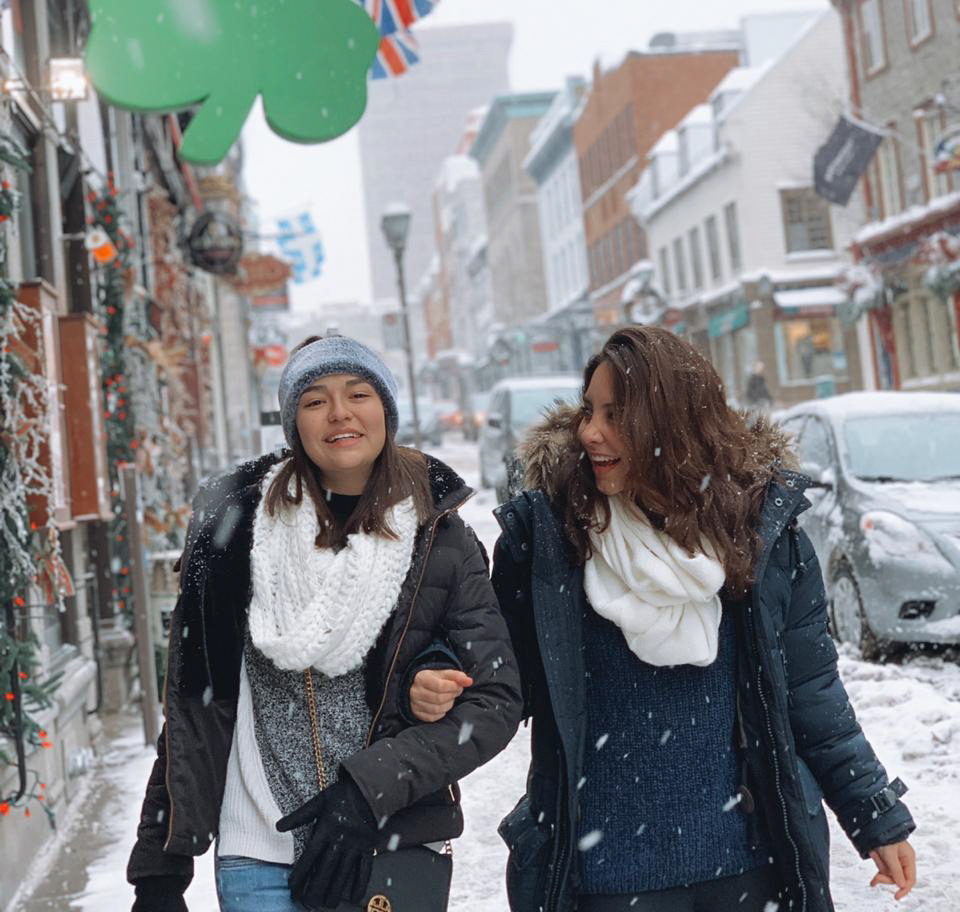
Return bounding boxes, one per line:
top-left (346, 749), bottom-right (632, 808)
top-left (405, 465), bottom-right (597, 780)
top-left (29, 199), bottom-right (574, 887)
top-left (492, 407), bottom-right (915, 912)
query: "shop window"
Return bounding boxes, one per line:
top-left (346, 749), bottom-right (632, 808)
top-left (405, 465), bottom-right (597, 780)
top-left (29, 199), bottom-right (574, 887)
top-left (688, 226), bottom-right (704, 291)
top-left (724, 201), bottom-right (742, 273)
top-left (904, 0), bottom-right (933, 46)
top-left (894, 298), bottom-right (917, 379)
top-left (705, 214), bottom-right (722, 282)
top-left (776, 317), bottom-right (847, 383)
top-left (673, 237), bottom-right (688, 293)
top-left (859, 0), bottom-right (887, 74)
top-left (781, 188), bottom-right (833, 253)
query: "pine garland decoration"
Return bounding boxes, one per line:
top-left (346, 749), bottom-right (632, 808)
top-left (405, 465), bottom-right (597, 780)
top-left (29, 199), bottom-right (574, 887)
top-left (0, 133), bottom-right (61, 822)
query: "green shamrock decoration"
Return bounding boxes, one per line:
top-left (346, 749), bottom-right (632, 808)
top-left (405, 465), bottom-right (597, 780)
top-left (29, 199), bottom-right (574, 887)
top-left (85, 0), bottom-right (380, 165)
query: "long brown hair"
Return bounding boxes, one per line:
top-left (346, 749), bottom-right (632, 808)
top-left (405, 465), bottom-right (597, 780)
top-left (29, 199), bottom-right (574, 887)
top-left (264, 336), bottom-right (432, 548)
top-left (565, 326), bottom-right (793, 595)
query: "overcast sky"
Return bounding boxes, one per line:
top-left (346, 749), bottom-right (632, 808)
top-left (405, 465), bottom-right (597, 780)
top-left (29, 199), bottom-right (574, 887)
top-left (240, 0), bottom-right (829, 312)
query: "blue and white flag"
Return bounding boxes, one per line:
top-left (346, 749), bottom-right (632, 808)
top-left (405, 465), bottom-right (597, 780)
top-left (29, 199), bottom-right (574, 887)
top-left (277, 213), bottom-right (325, 284)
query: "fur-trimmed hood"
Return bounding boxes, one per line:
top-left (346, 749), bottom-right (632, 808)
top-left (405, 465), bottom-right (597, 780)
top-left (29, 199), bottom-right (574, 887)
top-left (518, 403), bottom-right (583, 500)
top-left (517, 403), bottom-right (798, 502)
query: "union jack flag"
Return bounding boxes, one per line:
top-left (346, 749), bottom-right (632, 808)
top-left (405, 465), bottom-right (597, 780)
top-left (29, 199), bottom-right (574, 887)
top-left (360, 0), bottom-right (438, 38)
top-left (370, 30), bottom-right (420, 80)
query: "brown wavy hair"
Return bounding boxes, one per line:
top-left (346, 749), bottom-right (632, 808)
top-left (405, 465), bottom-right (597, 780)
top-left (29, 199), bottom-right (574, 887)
top-left (264, 336), bottom-right (432, 548)
top-left (564, 326), bottom-right (793, 595)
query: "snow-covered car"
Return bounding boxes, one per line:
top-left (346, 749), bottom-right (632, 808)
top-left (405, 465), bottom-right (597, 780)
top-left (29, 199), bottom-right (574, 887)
top-left (779, 392), bottom-right (960, 659)
top-left (478, 375), bottom-right (582, 502)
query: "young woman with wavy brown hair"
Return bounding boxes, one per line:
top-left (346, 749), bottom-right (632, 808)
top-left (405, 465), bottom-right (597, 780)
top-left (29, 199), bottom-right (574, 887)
top-left (410, 326), bottom-right (917, 912)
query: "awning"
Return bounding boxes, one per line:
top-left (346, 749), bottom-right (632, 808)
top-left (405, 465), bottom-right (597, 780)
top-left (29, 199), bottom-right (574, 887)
top-left (774, 287), bottom-right (848, 310)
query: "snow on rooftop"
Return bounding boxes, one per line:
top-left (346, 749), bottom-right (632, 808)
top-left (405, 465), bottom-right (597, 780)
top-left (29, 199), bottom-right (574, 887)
top-left (680, 103), bottom-right (714, 128)
top-left (436, 155), bottom-right (479, 193)
top-left (710, 65), bottom-right (765, 98)
top-left (650, 130), bottom-right (680, 156)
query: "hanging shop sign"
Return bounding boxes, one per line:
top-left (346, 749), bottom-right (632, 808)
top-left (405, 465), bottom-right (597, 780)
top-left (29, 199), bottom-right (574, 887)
top-left (813, 115), bottom-right (884, 206)
top-left (84, 0), bottom-right (381, 165)
top-left (231, 253), bottom-right (293, 295)
top-left (707, 301), bottom-right (749, 339)
top-left (187, 212), bottom-right (243, 275)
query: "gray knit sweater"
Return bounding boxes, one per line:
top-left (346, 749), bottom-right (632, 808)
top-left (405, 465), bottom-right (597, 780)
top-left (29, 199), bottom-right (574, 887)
top-left (217, 633), bottom-right (371, 863)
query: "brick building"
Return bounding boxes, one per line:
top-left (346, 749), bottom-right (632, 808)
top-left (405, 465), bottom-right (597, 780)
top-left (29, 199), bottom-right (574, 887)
top-left (574, 42), bottom-right (740, 326)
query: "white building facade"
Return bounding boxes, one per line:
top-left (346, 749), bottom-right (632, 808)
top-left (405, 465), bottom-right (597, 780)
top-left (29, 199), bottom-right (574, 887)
top-left (628, 9), bottom-right (872, 406)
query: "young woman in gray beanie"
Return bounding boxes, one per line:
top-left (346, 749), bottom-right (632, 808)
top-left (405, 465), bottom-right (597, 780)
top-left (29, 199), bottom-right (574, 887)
top-left (126, 335), bottom-right (522, 912)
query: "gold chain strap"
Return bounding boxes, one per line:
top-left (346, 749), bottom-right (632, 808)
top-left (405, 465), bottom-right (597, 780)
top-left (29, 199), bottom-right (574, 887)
top-left (303, 668), bottom-right (328, 790)
top-left (304, 667), bottom-right (453, 861)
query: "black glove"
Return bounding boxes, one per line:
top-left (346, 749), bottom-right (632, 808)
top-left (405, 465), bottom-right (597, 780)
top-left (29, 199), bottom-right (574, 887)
top-left (131, 875), bottom-right (189, 912)
top-left (276, 774), bottom-right (378, 910)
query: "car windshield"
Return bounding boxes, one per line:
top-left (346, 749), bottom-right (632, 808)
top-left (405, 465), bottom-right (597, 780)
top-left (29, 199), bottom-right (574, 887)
top-left (843, 413), bottom-right (960, 482)
top-left (510, 386), bottom-right (580, 431)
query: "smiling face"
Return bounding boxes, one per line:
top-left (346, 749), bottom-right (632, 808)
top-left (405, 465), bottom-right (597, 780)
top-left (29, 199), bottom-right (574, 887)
top-left (295, 374), bottom-right (387, 494)
top-left (579, 361), bottom-right (632, 497)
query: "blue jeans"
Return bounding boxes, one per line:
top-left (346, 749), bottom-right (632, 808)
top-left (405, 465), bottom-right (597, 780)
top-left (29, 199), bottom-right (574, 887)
top-left (215, 855), bottom-right (307, 912)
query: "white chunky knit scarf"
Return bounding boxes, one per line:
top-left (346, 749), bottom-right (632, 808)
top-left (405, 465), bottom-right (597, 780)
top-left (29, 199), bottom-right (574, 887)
top-left (248, 460), bottom-right (418, 676)
top-left (584, 495), bottom-right (725, 667)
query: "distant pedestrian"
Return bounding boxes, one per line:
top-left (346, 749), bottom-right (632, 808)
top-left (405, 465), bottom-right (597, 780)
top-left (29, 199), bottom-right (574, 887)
top-left (410, 327), bottom-right (916, 912)
top-left (127, 335), bottom-right (521, 912)
top-left (745, 360), bottom-right (773, 415)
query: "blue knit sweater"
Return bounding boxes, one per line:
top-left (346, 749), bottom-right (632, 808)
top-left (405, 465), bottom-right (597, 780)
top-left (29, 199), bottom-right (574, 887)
top-left (577, 605), bottom-right (769, 895)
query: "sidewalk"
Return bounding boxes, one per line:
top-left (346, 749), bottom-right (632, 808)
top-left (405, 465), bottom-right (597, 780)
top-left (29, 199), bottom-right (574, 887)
top-left (9, 708), bottom-right (218, 912)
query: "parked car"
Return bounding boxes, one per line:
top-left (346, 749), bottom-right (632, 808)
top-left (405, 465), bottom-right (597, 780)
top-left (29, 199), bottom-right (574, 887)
top-left (463, 391), bottom-right (490, 442)
top-left (479, 375), bottom-right (582, 502)
top-left (434, 399), bottom-right (463, 433)
top-left (779, 392), bottom-right (960, 659)
top-left (396, 398), bottom-right (444, 447)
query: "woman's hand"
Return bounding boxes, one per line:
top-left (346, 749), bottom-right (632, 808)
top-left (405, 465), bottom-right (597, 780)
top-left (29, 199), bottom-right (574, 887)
top-left (410, 669), bottom-right (473, 722)
top-left (869, 840), bottom-right (916, 900)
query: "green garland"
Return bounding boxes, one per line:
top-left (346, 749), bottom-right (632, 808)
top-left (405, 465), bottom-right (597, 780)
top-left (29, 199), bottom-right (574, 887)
top-left (88, 177), bottom-right (139, 616)
top-left (0, 134), bottom-right (59, 822)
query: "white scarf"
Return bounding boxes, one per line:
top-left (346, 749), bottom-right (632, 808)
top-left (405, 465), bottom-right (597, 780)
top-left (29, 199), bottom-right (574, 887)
top-left (248, 460), bottom-right (418, 676)
top-left (583, 495), bottom-right (725, 667)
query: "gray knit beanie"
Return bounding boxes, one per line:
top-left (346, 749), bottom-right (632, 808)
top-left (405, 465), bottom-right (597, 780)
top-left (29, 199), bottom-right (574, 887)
top-left (278, 336), bottom-right (400, 449)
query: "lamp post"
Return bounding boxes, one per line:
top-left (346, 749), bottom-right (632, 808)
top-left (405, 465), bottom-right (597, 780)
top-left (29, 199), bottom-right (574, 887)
top-left (380, 202), bottom-right (422, 449)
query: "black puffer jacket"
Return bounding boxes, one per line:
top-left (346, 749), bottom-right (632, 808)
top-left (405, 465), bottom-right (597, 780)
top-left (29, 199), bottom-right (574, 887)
top-left (126, 450), bottom-right (522, 892)
top-left (492, 408), bottom-right (915, 912)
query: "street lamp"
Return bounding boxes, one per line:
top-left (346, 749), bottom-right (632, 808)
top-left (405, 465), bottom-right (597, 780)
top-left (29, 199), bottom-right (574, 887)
top-left (380, 202), bottom-right (422, 449)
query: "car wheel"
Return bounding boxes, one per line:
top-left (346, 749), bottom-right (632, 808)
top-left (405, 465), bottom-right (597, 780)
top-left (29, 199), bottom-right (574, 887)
top-left (831, 565), bottom-right (884, 661)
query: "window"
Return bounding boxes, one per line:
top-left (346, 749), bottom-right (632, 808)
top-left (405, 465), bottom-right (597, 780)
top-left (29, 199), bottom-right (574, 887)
top-left (904, 0), bottom-right (933, 45)
top-left (797, 418), bottom-right (833, 471)
top-left (875, 133), bottom-right (904, 218)
top-left (776, 317), bottom-right (847, 382)
top-left (724, 202), bottom-right (742, 273)
top-left (673, 237), bottom-right (688, 293)
top-left (780, 189), bottom-right (834, 253)
top-left (658, 246), bottom-right (672, 297)
top-left (1, 1), bottom-right (27, 70)
top-left (860, 0), bottom-right (887, 74)
top-left (705, 215), bottom-right (722, 282)
top-left (688, 226), bottom-right (705, 290)
top-left (918, 109), bottom-right (952, 201)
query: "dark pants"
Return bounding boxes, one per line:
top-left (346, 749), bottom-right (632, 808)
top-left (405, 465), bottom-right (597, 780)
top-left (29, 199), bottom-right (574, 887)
top-left (578, 864), bottom-right (782, 912)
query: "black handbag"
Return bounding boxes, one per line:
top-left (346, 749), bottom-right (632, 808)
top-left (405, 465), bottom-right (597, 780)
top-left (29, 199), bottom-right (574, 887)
top-left (304, 669), bottom-right (453, 912)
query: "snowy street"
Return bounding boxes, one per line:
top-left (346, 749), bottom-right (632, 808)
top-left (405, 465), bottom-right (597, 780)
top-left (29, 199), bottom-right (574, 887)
top-left (9, 437), bottom-right (960, 912)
